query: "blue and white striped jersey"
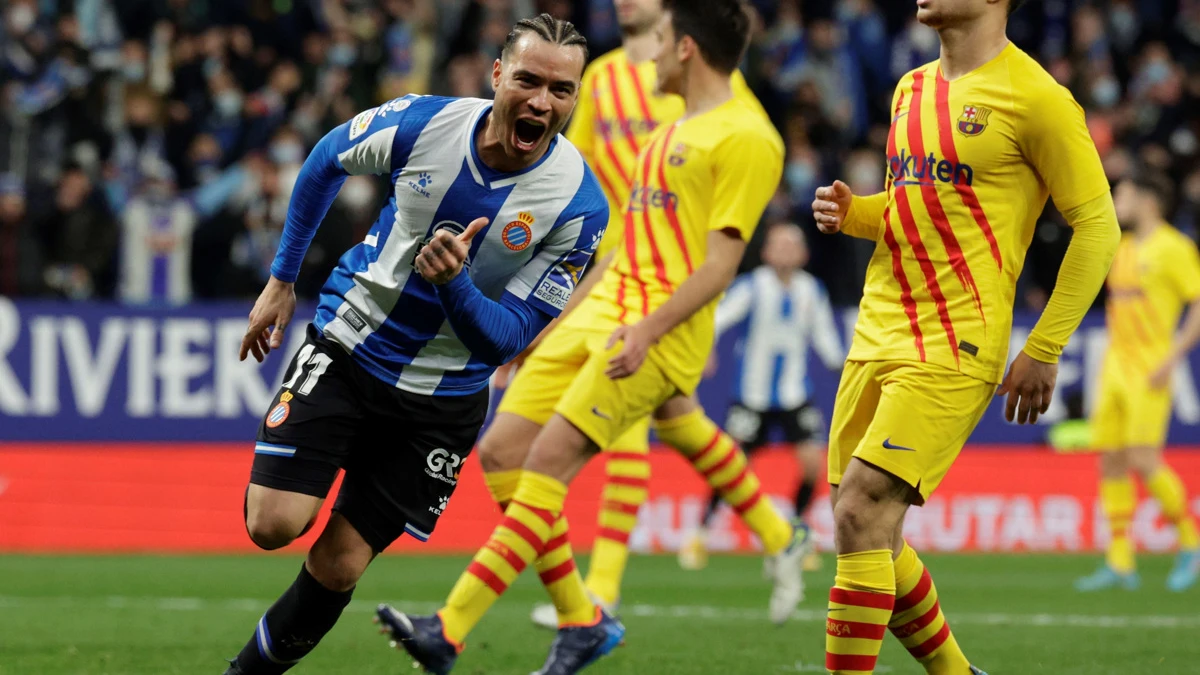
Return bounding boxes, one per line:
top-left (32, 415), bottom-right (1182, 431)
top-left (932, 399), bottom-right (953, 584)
top-left (276, 95), bottom-right (608, 396)
top-left (716, 267), bottom-right (845, 411)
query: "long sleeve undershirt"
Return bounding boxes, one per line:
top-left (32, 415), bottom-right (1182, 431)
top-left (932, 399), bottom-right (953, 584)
top-left (435, 272), bottom-right (553, 366)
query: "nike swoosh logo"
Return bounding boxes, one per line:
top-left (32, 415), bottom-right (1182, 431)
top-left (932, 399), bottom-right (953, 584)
top-left (892, 111), bottom-right (909, 123)
top-left (592, 407), bottom-right (611, 420)
top-left (882, 438), bottom-right (916, 452)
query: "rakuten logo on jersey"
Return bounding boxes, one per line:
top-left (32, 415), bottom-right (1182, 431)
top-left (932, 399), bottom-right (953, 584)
top-left (425, 448), bottom-right (462, 485)
top-left (888, 148), bottom-right (975, 187)
top-left (627, 180), bottom-right (678, 212)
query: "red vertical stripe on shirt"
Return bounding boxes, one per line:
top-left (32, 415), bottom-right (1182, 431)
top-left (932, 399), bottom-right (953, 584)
top-left (889, 75), bottom-right (959, 363)
top-left (626, 64), bottom-right (655, 125)
top-left (624, 190), bottom-right (650, 319)
top-left (934, 71), bottom-right (1001, 269)
top-left (883, 214), bottom-right (927, 361)
top-left (593, 82), bottom-right (633, 188)
top-left (655, 125), bottom-right (695, 274)
top-left (639, 135), bottom-right (673, 294)
top-left (908, 71), bottom-right (984, 323)
top-left (606, 63), bottom-right (641, 159)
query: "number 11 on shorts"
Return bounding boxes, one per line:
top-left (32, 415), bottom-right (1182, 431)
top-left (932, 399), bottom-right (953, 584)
top-left (282, 344), bottom-right (333, 396)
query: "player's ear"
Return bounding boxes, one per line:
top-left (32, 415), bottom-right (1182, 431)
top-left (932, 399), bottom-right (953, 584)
top-left (491, 59), bottom-right (503, 92)
top-left (678, 34), bottom-right (696, 65)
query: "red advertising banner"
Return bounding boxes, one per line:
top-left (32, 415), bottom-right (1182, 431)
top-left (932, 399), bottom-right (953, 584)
top-left (1, 444), bottom-right (1198, 554)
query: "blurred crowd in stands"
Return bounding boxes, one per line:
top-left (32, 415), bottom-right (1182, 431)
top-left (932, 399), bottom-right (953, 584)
top-left (1, 0), bottom-right (1199, 310)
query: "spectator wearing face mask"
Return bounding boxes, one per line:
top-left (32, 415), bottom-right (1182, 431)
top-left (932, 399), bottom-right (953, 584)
top-left (104, 87), bottom-right (168, 213)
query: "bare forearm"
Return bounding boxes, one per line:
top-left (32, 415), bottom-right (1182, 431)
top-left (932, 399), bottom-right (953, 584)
top-left (1169, 301), bottom-right (1200, 362)
top-left (642, 258), bottom-right (737, 341)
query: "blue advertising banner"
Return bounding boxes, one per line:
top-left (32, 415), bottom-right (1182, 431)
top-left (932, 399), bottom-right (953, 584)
top-left (2, 298), bottom-right (1199, 444)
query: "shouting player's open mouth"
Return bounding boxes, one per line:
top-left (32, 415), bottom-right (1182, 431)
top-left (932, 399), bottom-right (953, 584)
top-left (513, 118), bottom-right (547, 153)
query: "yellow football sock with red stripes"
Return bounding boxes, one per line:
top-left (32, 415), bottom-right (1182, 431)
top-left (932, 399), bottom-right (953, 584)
top-left (1100, 476), bottom-right (1137, 573)
top-left (826, 549), bottom-right (895, 674)
top-left (534, 514), bottom-right (596, 625)
top-left (584, 449), bottom-right (650, 606)
top-left (440, 472), bottom-right (569, 645)
top-left (484, 469), bottom-right (595, 625)
top-left (1147, 466), bottom-right (1200, 550)
top-left (889, 541), bottom-right (970, 673)
top-left (657, 409), bottom-right (792, 555)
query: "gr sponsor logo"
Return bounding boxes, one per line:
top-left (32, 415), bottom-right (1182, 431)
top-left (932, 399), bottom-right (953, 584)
top-left (425, 448), bottom-right (463, 485)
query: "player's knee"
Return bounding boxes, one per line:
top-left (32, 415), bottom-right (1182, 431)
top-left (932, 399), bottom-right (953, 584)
top-left (831, 485), bottom-right (894, 550)
top-left (1099, 450), bottom-right (1130, 478)
top-left (1127, 449), bottom-right (1160, 479)
top-left (306, 547), bottom-right (368, 592)
top-left (246, 513), bottom-right (304, 550)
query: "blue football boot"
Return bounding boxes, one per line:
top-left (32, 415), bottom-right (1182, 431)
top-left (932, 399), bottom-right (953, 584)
top-left (531, 608), bottom-right (625, 675)
top-left (375, 604), bottom-right (459, 675)
top-left (1167, 548), bottom-right (1200, 592)
top-left (1074, 564), bottom-right (1140, 592)
top-left (970, 666), bottom-right (989, 674)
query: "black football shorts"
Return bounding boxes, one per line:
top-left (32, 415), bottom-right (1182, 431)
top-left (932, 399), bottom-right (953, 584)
top-left (250, 324), bottom-right (488, 552)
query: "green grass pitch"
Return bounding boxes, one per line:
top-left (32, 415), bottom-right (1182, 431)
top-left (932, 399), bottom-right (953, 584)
top-left (1, 553), bottom-right (1197, 674)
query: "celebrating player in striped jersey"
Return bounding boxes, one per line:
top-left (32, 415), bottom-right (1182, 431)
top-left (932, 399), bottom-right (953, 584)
top-left (221, 15), bottom-right (607, 675)
top-left (812, 0), bottom-right (1119, 673)
top-left (520, 0), bottom-right (803, 630)
top-left (377, 2), bottom-right (790, 673)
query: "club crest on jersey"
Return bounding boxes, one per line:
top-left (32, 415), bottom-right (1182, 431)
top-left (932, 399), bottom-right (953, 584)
top-left (957, 104), bottom-right (992, 137)
top-left (266, 391), bottom-right (293, 428)
top-left (502, 212), bottom-right (535, 251)
top-left (667, 142), bottom-right (689, 167)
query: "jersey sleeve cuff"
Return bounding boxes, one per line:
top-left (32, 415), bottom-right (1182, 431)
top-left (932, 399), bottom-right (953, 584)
top-left (1021, 334), bottom-right (1062, 364)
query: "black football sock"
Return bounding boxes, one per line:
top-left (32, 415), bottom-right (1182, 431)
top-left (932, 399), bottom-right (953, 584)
top-left (232, 563), bottom-right (353, 673)
top-left (794, 478), bottom-right (816, 519)
top-left (699, 490), bottom-right (723, 529)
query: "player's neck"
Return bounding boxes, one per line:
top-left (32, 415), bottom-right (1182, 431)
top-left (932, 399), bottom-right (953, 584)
top-left (680, 65), bottom-right (734, 119)
top-left (623, 29), bottom-right (658, 64)
top-left (1135, 218), bottom-right (1161, 239)
top-left (935, 19), bottom-right (1010, 81)
top-left (773, 268), bottom-right (796, 284)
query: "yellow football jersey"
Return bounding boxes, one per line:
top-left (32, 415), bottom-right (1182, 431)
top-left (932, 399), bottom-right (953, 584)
top-left (563, 97), bottom-right (784, 393)
top-left (847, 42), bottom-right (1110, 384)
top-left (565, 47), bottom-right (768, 259)
top-left (1104, 224), bottom-right (1200, 374)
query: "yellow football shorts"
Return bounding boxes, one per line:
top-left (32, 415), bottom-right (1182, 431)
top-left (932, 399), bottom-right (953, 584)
top-left (1091, 367), bottom-right (1172, 450)
top-left (828, 360), bottom-right (995, 501)
top-left (498, 325), bottom-right (676, 449)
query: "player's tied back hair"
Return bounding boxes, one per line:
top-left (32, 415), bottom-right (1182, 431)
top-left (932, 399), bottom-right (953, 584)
top-left (502, 13), bottom-right (589, 63)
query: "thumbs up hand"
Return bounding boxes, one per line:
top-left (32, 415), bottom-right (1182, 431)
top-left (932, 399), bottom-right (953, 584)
top-left (415, 217), bottom-right (489, 285)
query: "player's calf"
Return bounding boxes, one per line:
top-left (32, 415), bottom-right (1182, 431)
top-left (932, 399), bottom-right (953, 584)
top-left (244, 484), bottom-right (322, 551)
top-left (226, 514), bottom-right (368, 674)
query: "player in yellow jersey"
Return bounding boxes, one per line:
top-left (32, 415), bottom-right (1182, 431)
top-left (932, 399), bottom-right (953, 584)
top-left (1076, 173), bottom-right (1200, 594)
top-left (377, 2), bottom-right (790, 673)
top-left (513, 0), bottom-right (801, 630)
top-left (811, 0), bottom-right (1119, 673)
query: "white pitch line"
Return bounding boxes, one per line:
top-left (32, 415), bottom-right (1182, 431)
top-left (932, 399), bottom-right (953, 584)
top-left (0, 595), bottom-right (1196, 630)
top-left (2, 590), bottom-right (1200, 629)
